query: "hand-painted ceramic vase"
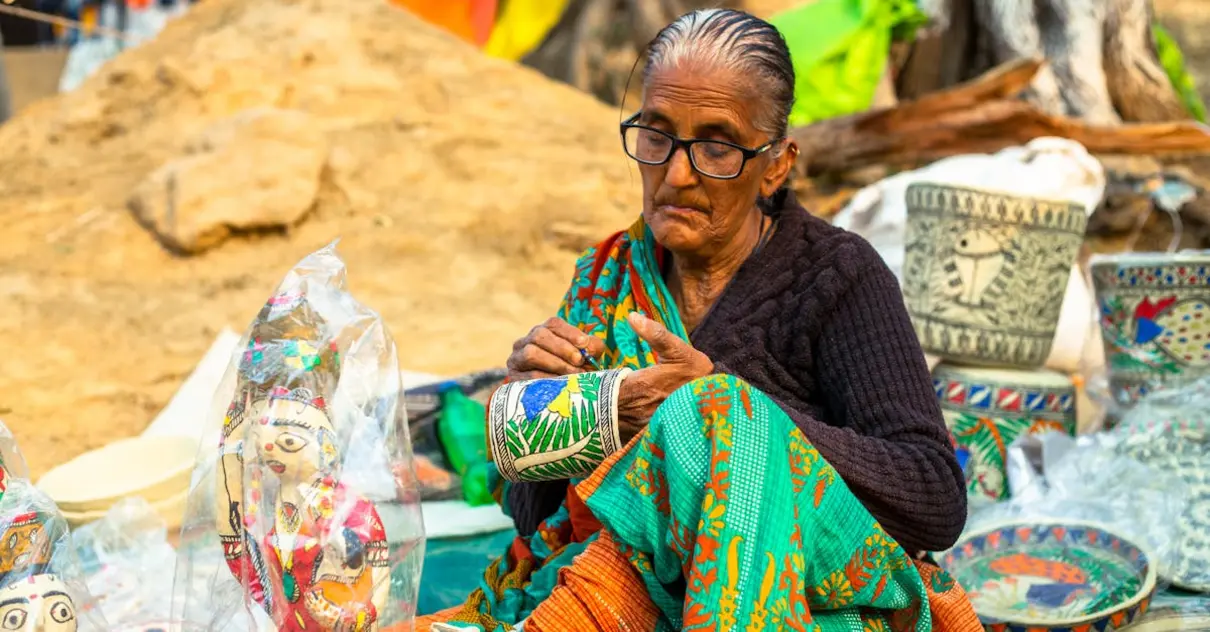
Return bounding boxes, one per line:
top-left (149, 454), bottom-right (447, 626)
top-left (1089, 251), bottom-right (1210, 406)
top-left (939, 520), bottom-right (1157, 632)
top-left (903, 183), bottom-right (1088, 368)
top-left (488, 369), bottom-right (631, 483)
top-left (0, 574), bottom-right (79, 632)
top-left (932, 363), bottom-right (1077, 503)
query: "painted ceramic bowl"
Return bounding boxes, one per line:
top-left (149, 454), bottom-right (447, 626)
top-left (1114, 419), bottom-right (1210, 592)
top-left (932, 364), bottom-right (1076, 503)
top-left (903, 183), bottom-right (1088, 368)
top-left (939, 520), bottom-right (1157, 632)
top-left (1090, 251), bottom-right (1210, 407)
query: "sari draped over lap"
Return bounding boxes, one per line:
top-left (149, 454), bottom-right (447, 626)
top-left (415, 219), bottom-right (981, 632)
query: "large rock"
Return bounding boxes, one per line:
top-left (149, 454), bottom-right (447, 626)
top-left (128, 109), bottom-right (328, 254)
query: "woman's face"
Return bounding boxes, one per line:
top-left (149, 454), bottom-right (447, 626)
top-left (637, 64), bottom-right (797, 258)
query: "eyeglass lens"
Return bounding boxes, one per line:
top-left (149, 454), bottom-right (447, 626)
top-left (623, 127), bottom-right (744, 178)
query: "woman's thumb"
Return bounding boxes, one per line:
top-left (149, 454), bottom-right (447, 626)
top-left (629, 312), bottom-right (680, 358)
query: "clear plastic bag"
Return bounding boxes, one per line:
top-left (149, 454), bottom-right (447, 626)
top-left (0, 472), bottom-right (109, 631)
top-left (0, 421), bottom-right (30, 486)
top-left (1107, 384), bottom-right (1210, 594)
top-left (170, 242), bottom-right (426, 631)
top-left (70, 498), bottom-right (181, 627)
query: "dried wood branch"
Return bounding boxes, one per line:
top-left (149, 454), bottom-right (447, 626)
top-left (792, 58), bottom-right (1210, 178)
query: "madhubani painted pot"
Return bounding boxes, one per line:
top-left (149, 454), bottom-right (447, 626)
top-left (903, 183), bottom-right (1088, 368)
top-left (932, 364), bottom-right (1076, 503)
top-left (1090, 251), bottom-right (1210, 406)
top-left (488, 368), bottom-right (631, 483)
top-left (939, 520), bottom-right (1158, 632)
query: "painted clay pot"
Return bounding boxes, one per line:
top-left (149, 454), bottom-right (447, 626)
top-left (488, 368), bottom-right (631, 483)
top-left (1089, 251), bottom-right (1210, 406)
top-left (932, 363), bottom-right (1077, 503)
top-left (903, 183), bottom-right (1088, 368)
top-left (0, 574), bottom-right (78, 631)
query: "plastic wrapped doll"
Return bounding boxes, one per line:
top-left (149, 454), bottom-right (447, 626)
top-left (217, 383), bottom-right (389, 631)
top-left (0, 440), bottom-right (106, 632)
top-left (176, 243), bottom-right (423, 631)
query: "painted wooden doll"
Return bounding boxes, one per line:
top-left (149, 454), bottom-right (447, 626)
top-left (217, 386), bottom-right (389, 631)
top-left (0, 574), bottom-right (78, 632)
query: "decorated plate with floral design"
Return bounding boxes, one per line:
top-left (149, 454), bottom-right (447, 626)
top-left (939, 520), bottom-right (1157, 632)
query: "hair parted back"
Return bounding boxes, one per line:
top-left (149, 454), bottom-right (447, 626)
top-left (641, 9), bottom-right (796, 139)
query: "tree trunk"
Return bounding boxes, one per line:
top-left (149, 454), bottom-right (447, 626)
top-left (897, 0), bottom-right (1189, 125)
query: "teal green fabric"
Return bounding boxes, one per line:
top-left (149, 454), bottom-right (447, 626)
top-left (770, 0), bottom-right (927, 126)
top-left (584, 374), bottom-right (944, 630)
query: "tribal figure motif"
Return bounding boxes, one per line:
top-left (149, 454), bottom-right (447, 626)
top-left (217, 387), bottom-right (389, 631)
top-left (0, 513), bottom-right (52, 583)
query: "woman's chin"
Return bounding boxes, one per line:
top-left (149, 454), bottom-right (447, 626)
top-left (648, 214), bottom-right (707, 252)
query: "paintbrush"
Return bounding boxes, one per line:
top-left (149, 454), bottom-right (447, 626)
top-left (580, 347), bottom-right (603, 371)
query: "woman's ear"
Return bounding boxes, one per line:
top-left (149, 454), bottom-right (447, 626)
top-left (760, 139), bottom-right (799, 198)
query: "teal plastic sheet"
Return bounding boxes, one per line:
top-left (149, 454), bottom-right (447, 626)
top-left (418, 529), bottom-right (518, 615)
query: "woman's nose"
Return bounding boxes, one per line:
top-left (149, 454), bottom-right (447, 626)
top-left (664, 146), bottom-right (697, 188)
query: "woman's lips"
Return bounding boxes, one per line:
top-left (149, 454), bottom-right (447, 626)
top-left (658, 204), bottom-right (705, 215)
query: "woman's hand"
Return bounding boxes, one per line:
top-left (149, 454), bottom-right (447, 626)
top-left (617, 312), bottom-right (714, 442)
top-left (506, 317), bottom-right (606, 381)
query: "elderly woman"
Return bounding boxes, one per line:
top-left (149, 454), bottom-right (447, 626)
top-left (417, 9), bottom-right (977, 632)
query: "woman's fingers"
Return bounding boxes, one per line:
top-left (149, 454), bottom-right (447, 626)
top-left (508, 317), bottom-right (607, 378)
top-left (530, 326), bottom-right (588, 368)
top-left (507, 342), bottom-right (580, 376)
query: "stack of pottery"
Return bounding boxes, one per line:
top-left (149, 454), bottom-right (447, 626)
top-left (903, 182), bottom-right (1087, 505)
top-left (1089, 251), bottom-right (1210, 411)
top-left (35, 436), bottom-right (196, 530)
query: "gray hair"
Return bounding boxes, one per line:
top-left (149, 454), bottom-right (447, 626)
top-left (642, 9), bottom-right (796, 139)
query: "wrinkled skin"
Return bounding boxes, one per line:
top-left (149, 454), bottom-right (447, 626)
top-left (507, 62), bottom-right (799, 440)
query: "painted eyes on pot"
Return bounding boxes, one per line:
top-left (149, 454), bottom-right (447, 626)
top-left (49, 599), bottom-right (75, 623)
top-left (1, 609), bottom-right (26, 630)
top-left (275, 432), bottom-right (309, 453)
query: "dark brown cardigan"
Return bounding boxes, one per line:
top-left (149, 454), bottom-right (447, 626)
top-left (507, 198), bottom-right (967, 555)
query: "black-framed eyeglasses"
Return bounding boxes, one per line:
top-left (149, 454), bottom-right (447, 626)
top-left (619, 112), bottom-right (782, 180)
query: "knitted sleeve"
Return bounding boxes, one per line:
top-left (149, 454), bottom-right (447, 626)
top-left (784, 253), bottom-right (966, 554)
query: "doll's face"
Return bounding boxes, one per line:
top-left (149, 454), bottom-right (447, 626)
top-left (249, 399), bottom-right (339, 485)
top-left (0, 574), bottom-right (77, 632)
